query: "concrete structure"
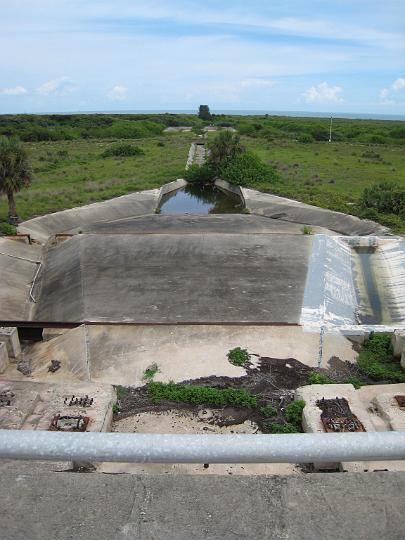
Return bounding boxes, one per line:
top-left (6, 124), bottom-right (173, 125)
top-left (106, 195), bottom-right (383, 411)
top-left (296, 382), bottom-right (405, 472)
top-left (33, 232), bottom-right (312, 323)
top-left (0, 379), bottom-right (115, 432)
top-left (0, 341), bottom-right (9, 373)
top-left (1, 470), bottom-right (405, 539)
top-left (0, 327), bottom-right (21, 358)
top-left (241, 186), bottom-right (389, 236)
top-left (5, 324), bottom-right (357, 386)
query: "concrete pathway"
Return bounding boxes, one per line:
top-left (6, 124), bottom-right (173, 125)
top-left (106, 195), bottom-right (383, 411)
top-left (1, 470), bottom-right (404, 539)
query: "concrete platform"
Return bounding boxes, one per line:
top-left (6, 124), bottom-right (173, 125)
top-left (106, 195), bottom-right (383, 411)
top-left (0, 379), bottom-right (115, 432)
top-left (34, 233), bottom-right (312, 323)
top-left (7, 325), bottom-right (357, 386)
top-left (1, 470), bottom-right (405, 539)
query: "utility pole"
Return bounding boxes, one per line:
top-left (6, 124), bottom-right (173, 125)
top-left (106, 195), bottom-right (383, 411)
top-left (328, 116), bottom-right (333, 143)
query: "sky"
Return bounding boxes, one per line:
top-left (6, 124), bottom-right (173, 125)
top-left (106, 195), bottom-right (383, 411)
top-left (0, 0), bottom-right (404, 114)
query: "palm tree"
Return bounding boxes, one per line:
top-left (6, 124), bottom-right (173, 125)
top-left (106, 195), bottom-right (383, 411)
top-left (208, 130), bottom-right (244, 171)
top-left (0, 137), bottom-right (32, 223)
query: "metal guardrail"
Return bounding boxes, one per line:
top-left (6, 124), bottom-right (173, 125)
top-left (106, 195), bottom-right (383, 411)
top-left (0, 431), bottom-right (405, 463)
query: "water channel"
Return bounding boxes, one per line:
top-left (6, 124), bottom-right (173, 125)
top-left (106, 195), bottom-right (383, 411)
top-left (158, 184), bottom-right (244, 214)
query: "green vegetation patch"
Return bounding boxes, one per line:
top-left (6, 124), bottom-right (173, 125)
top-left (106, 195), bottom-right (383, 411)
top-left (143, 363), bottom-right (159, 381)
top-left (308, 371), bottom-right (335, 385)
top-left (101, 142), bottom-right (145, 158)
top-left (0, 223), bottom-right (17, 235)
top-left (270, 422), bottom-right (299, 434)
top-left (260, 404), bottom-right (276, 418)
top-left (227, 347), bottom-right (251, 367)
top-left (147, 381), bottom-right (257, 408)
top-left (357, 332), bottom-right (405, 382)
top-left (285, 399), bottom-right (305, 430)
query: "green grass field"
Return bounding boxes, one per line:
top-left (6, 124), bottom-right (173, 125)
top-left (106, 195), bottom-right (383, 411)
top-left (1, 113), bottom-right (404, 232)
top-left (0, 133), bottom-right (193, 221)
top-left (242, 137), bottom-right (405, 231)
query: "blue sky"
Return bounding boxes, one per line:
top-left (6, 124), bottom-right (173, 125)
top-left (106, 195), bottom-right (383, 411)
top-left (0, 0), bottom-right (404, 114)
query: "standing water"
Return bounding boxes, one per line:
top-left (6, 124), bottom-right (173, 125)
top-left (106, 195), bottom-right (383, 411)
top-left (158, 184), bottom-right (244, 214)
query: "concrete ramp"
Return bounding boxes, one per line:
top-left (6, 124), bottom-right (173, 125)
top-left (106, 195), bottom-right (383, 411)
top-left (0, 239), bottom-right (42, 320)
top-left (20, 325), bottom-right (89, 382)
top-left (33, 232), bottom-right (312, 323)
top-left (18, 188), bottom-right (160, 243)
top-left (242, 187), bottom-right (389, 236)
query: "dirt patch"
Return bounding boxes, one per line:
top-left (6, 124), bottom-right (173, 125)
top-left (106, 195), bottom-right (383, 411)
top-left (115, 357), bottom-right (314, 433)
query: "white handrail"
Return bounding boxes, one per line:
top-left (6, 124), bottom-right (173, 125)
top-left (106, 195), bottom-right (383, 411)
top-left (0, 430), bottom-right (404, 463)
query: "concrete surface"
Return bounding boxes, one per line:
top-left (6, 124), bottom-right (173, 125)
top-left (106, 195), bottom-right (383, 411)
top-left (13, 324), bottom-right (357, 387)
top-left (81, 213), bottom-right (332, 235)
top-left (1, 470), bottom-right (405, 539)
top-left (0, 379), bottom-right (115, 432)
top-left (34, 233), bottom-right (312, 323)
top-left (101, 410), bottom-right (299, 476)
top-left (296, 383), bottom-right (405, 472)
top-left (0, 327), bottom-right (21, 359)
top-left (0, 341), bottom-right (9, 373)
top-left (0, 238), bottom-right (42, 320)
top-left (242, 187), bottom-right (390, 236)
top-left (18, 188), bottom-right (161, 243)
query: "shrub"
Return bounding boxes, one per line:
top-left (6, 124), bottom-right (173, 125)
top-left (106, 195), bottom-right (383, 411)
top-left (260, 404), bottom-right (276, 418)
top-left (184, 163), bottom-right (215, 184)
top-left (285, 400), bottom-right (305, 429)
top-left (147, 381), bottom-right (257, 408)
top-left (270, 422), bottom-right (298, 434)
top-left (0, 223), bottom-right (17, 235)
top-left (308, 371), bottom-right (334, 385)
top-left (360, 182), bottom-right (405, 215)
top-left (227, 347), bottom-right (250, 366)
top-left (301, 225), bottom-right (313, 235)
top-left (298, 133), bottom-right (314, 143)
top-left (219, 151), bottom-right (278, 187)
top-left (102, 143), bottom-right (145, 158)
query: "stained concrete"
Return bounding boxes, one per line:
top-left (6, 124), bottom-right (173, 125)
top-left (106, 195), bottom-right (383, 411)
top-left (1, 471), bottom-right (405, 540)
top-left (0, 379), bottom-right (115, 432)
top-left (242, 187), bottom-right (390, 236)
top-left (79, 213), bottom-right (332, 235)
top-left (18, 188), bottom-right (160, 243)
top-left (9, 325), bottom-right (357, 387)
top-left (0, 238), bottom-right (42, 320)
top-left (34, 233), bottom-right (312, 323)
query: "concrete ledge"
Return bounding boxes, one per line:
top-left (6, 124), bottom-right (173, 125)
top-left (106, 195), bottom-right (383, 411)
top-left (1, 470), bottom-right (404, 540)
top-left (214, 178), bottom-right (245, 202)
top-left (241, 187), bottom-right (390, 236)
top-left (18, 189), bottom-right (161, 243)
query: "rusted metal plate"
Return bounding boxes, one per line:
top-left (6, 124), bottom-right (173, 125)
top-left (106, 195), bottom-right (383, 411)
top-left (49, 414), bottom-right (90, 432)
top-left (63, 395), bottom-right (94, 407)
top-left (395, 395), bottom-right (405, 408)
top-left (317, 397), bottom-right (366, 433)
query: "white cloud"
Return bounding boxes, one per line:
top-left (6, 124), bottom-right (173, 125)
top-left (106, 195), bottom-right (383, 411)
top-left (392, 77), bottom-right (405, 91)
top-left (0, 85), bottom-right (27, 96)
top-left (379, 76), bottom-right (405, 104)
top-left (37, 76), bottom-right (76, 96)
top-left (107, 85), bottom-right (128, 101)
top-left (240, 78), bottom-right (275, 89)
top-left (302, 82), bottom-right (343, 104)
